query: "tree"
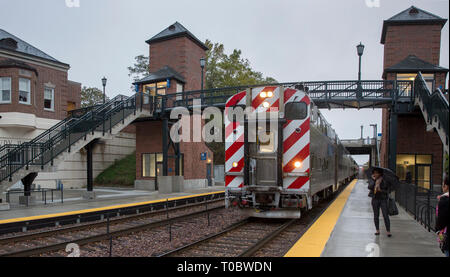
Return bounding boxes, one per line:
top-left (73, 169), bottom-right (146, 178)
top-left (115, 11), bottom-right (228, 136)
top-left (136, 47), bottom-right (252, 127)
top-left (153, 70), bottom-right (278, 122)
top-left (81, 86), bottom-right (107, 107)
top-left (127, 55), bottom-right (150, 90)
top-left (204, 40), bottom-right (277, 89)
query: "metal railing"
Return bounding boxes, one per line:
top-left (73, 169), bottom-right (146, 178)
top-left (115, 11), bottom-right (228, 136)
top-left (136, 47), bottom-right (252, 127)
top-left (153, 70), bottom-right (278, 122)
top-left (0, 93), bottom-right (152, 183)
top-left (395, 182), bottom-right (441, 232)
top-left (6, 187), bottom-right (64, 206)
top-left (414, 72), bottom-right (449, 146)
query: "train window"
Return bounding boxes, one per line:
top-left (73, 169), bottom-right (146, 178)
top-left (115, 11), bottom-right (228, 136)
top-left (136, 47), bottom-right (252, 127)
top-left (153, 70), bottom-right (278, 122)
top-left (258, 131), bottom-right (276, 153)
top-left (285, 102), bottom-right (307, 120)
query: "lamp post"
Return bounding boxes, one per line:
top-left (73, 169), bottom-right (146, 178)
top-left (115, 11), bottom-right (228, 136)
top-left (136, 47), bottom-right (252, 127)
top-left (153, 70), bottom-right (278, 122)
top-left (102, 77), bottom-right (107, 104)
top-left (356, 42), bottom-right (365, 82)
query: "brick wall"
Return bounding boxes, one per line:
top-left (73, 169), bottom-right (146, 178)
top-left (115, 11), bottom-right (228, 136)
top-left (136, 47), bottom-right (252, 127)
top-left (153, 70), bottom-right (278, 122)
top-left (383, 24), bottom-right (443, 69)
top-left (0, 57), bottom-right (81, 120)
top-left (149, 36), bottom-right (205, 91)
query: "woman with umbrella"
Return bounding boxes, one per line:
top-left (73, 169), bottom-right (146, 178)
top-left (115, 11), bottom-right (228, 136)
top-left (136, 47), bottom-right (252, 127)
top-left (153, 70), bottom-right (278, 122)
top-left (368, 167), bottom-right (392, 237)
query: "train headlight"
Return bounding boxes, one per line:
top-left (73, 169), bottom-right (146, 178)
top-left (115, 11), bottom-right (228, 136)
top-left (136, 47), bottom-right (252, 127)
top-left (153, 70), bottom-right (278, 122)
top-left (294, 161), bottom-right (302, 168)
top-left (232, 162), bottom-right (238, 168)
top-left (262, 101), bottom-right (270, 108)
top-left (260, 92), bottom-right (267, 98)
top-left (267, 91), bottom-right (274, 98)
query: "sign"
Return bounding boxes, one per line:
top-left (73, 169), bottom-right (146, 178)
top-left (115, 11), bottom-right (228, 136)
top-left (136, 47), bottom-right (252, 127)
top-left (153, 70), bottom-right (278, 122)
top-left (135, 84), bottom-right (139, 92)
top-left (201, 152), bottom-right (207, 161)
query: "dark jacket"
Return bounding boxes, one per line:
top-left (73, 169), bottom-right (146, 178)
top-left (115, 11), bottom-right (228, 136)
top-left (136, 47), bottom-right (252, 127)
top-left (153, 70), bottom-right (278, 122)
top-left (435, 194), bottom-right (449, 251)
top-left (368, 178), bottom-right (389, 200)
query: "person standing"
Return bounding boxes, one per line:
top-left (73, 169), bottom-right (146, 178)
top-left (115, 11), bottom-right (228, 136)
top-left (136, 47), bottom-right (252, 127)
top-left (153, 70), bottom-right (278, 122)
top-left (368, 168), bottom-right (392, 237)
top-left (436, 174), bottom-right (449, 257)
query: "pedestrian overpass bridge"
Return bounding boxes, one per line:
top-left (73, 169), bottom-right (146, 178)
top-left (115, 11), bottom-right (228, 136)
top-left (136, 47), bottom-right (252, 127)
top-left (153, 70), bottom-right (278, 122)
top-left (0, 73), bottom-right (448, 201)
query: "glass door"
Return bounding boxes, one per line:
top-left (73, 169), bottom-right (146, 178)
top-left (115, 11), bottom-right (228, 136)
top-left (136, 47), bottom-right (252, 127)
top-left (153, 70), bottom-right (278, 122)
top-left (416, 165), bottom-right (431, 190)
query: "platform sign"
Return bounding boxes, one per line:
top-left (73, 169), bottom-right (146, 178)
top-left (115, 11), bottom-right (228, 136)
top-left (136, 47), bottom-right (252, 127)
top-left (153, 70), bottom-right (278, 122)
top-left (201, 152), bottom-right (207, 161)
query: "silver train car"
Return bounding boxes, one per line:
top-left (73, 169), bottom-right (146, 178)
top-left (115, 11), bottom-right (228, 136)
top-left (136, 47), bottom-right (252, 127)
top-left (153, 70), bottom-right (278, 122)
top-left (224, 86), bottom-right (358, 218)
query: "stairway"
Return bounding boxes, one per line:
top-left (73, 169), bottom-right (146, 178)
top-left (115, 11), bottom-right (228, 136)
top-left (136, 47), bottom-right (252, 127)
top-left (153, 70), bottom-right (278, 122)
top-left (0, 93), bottom-right (152, 193)
top-left (414, 72), bottom-right (449, 154)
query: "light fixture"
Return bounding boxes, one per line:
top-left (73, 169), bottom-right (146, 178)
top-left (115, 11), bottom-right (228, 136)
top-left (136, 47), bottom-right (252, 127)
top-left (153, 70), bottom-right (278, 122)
top-left (356, 42), bottom-right (365, 57)
top-left (267, 91), bottom-right (274, 98)
top-left (262, 101), bottom-right (270, 108)
top-left (294, 161), bottom-right (302, 168)
top-left (102, 77), bottom-right (107, 87)
top-left (200, 58), bottom-right (206, 68)
top-left (232, 162), bottom-right (238, 168)
top-left (260, 92), bottom-right (267, 98)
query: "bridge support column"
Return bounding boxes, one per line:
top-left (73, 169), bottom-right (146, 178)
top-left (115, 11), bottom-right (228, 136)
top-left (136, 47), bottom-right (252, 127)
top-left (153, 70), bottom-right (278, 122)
top-left (388, 108), bottom-right (398, 173)
top-left (162, 117), bottom-right (169, 176)
top-left (83, 140), bottom-right (97, 200)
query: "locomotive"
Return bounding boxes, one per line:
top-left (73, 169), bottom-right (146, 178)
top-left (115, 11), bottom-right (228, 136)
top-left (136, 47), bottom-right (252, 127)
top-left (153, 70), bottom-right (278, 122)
top-left (224, 86), bottom-right (358, 218)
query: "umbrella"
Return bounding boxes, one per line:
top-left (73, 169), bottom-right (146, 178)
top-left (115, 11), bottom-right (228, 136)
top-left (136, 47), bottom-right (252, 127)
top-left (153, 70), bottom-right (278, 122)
top-left (366, 166), bottom-right (400, 191)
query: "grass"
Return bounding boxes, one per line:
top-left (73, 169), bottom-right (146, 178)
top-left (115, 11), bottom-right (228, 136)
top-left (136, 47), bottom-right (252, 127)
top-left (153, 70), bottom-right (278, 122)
top-left (94, 152), bottom-right (136, 187)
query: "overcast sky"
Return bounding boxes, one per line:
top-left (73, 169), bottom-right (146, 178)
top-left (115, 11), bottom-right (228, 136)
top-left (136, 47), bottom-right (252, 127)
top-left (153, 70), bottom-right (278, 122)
top-left (1, 0), bottom-right (448, 164)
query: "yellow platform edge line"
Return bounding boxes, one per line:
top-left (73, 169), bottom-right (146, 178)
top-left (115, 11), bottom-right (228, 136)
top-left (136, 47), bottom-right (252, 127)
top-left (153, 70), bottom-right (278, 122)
top-left (284, 179), bottom-right (358, 257)
top-left (0, 190), bottom-right (225, 225)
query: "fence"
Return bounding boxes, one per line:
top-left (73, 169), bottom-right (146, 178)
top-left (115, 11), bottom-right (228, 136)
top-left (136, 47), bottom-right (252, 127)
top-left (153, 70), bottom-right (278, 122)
top-left (5, 188), bottom-right (64, 206)
top-left (395, 182), bottom-right (440, 232)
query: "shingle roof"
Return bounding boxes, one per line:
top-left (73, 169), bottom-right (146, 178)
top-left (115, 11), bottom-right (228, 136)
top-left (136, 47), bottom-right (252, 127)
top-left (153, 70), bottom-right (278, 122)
top-left (146, 22), bottom-right (208, 50)
top-left (384, 55), bottom-right (448, 77)
top-left (381, 6), bottom-right (447, 44)
top-left (134, 66), bottom-right (186, 85)
top-left (0, 29), bottom-right (68, 67)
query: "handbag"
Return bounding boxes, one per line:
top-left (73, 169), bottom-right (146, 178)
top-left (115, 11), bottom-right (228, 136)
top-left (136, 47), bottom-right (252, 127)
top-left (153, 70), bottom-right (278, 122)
top-left (387, 196), bottom-right (399, 216)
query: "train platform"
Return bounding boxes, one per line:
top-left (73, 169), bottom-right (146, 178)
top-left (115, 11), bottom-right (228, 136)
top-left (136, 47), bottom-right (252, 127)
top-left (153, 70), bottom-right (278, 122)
top-left (285, 179), bottom-right (443, 257)
top-left (0, 186), bottom-right (225, 223)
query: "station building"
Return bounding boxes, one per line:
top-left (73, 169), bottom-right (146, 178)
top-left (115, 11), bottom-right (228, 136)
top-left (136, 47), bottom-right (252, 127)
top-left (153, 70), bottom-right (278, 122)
top-left (379, 6), bottom-right (449, 189)
top-left (132, 22), bottom-right (214, 191)
top-left (0, 29), bottom-right (136, 189)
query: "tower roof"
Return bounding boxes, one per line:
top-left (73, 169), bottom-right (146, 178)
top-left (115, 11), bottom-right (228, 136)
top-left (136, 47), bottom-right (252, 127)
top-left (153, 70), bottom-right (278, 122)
top-left (381, 6), bottom-right (447, 44)
top-left (134, 66), bottom-right (186, 85)
top-left (145, 22), bottom-right (208, 50)
top-left (383, 55), bottom-right (448, 78)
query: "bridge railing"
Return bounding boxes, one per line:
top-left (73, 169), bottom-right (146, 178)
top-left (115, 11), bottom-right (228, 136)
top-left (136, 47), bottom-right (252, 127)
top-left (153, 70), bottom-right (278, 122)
top-left (414, 72), bottom-right (449, 145)
top-left (158, 80), bottom-right (413, 111)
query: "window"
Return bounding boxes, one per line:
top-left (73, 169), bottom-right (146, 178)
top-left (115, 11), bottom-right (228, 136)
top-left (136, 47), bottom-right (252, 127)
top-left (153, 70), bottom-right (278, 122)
top-left (142, 153), bottom-right (183, 177)
top-left (0, 77), bottom-right (11, 103)
top-left (285, 102), bottom-right (308, 120)
top-left (44, 87), bottom-right (54, 111)
top-left (176, 83), bottom-right (183, 101)
top-left (258, 131), bottom-right (276, 153)
top-left (396, 154), bottom-right (432, 189)
top-left (19, 78), bottom-right (31, 104)
top-left (397, 73), bottom-right (434, 95)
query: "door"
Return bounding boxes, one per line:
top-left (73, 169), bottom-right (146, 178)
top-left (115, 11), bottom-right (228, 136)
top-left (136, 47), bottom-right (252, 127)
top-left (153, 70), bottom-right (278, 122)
top-left (249, 122), bottom-right (278, 186)
top-left (206, 163), bottom-right (212, 187)
top-left (416, 165), bottom-right (431, 190)
top-left (156, 162), bottom-right (163, 190)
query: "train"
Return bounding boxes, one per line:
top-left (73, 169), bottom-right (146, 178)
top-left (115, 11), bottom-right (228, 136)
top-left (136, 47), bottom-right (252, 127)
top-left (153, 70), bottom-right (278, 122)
top-left (224, 85), bottom-right (358, 218)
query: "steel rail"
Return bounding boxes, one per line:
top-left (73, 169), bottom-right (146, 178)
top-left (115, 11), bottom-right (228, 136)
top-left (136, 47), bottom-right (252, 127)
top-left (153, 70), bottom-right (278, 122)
top-left (0, 198), bottom-right (224, 245)
top-left (0, 202), bottom-right (225, 257)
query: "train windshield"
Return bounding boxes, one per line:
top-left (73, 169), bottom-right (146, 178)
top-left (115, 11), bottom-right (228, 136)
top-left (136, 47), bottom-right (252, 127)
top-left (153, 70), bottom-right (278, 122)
top-left (285, 102), bottom-right (307, 120)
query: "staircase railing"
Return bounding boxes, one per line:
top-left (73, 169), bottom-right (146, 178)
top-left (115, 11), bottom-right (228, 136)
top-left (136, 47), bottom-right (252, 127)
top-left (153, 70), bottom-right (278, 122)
top-left (0, 93), bottom-right (151, 183)
top-left (414, 72), bottom-right (449, 148)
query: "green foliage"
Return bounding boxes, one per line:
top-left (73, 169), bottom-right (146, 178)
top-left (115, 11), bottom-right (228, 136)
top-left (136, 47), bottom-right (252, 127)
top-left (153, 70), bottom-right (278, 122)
top-left (95, 152), bottom-right (136, 187)
top-left (81, 86), bottom-right (108, 108)
top-left (204, 40), bottom-right (277, 89)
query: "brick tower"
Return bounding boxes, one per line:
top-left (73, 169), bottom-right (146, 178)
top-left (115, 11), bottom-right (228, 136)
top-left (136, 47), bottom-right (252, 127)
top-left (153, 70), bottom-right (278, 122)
top-left (133, 22), bottom-right (213, 191)
top-left (379, 6), bottom-right (448, 188)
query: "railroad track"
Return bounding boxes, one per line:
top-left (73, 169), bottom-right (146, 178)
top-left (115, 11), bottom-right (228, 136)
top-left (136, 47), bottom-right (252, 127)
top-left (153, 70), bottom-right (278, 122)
top-left (0, 199), bottom-right (225, 257)
top-left (157, 218), bottom-right (297, 257)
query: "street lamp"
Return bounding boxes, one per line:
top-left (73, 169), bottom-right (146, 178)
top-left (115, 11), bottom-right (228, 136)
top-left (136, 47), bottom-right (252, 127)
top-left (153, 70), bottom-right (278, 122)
top-left (356, 42), bottom-right (365, 81)
top-left (200, 58), bottom-right (206, 90)
top-left (101, 77), bottom-right (107, 104)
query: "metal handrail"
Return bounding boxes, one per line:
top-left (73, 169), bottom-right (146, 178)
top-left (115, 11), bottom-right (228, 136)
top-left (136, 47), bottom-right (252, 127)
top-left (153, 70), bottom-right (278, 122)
top-left (0, 92), bottom-right (147, 183)
top-left (414, 72), bottom-right (449, 145)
